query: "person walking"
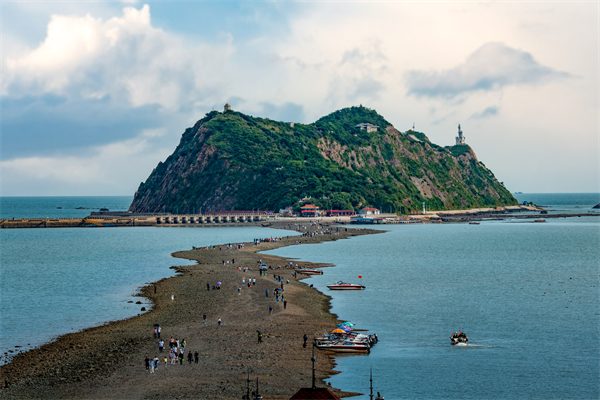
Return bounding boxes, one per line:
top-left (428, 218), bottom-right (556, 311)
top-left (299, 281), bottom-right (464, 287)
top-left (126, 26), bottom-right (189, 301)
top-left (218, 318), bottom-right (221, 326)
top-left (163, 356), bottom-right (168, 368)
top-left (179, 349), bottom-right (184, 365)
top-left (194, 351), bottom-right (199, 365)
top-left (187, 351), bottom-right (193, 365)
top-left (153, 328), bottom-right (157, 338)
top-left (158, 340), bottom-right (164, 353)
top-left (303, 334), bottom-right (308, 348)
top-left (203, 314), bottom-right (207, 323)
top-left (258, 332), bottom-right (263, 343)
top-left (157, 326), bottom-right (161, 338)
top-left (207, 282), bottom-right (210, 291)
top-left (269, 306), bottom-right (273, 315)
top-left (266, 289), bottom-right (269, 298)
top-left (154, 356), bottom-right (159, 371)
top-left (145, 356), bottom-right (150, 372)
top-left (284, 300), bottom-right (287, 309)
top-left (238, 287), bottom-right (241, 295)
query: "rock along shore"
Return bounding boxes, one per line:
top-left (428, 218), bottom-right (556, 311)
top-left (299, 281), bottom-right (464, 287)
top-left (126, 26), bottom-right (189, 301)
top-left (0, 223), bottom-right (383, 400)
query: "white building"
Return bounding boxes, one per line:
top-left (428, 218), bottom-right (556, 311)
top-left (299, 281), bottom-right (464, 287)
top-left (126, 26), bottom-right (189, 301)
top-left (455, 124), bottom-right (465, 145)
top-left (359, 207), bottom-right (380, 215)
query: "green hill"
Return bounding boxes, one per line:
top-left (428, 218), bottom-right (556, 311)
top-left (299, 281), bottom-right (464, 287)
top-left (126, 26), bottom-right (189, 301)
top-left (129, 106), bottom-right (516, 214)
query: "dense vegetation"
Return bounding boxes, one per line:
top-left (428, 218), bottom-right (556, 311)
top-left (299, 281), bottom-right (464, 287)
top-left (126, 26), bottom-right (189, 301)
top-left (130, 106), bottom-right (516, 214)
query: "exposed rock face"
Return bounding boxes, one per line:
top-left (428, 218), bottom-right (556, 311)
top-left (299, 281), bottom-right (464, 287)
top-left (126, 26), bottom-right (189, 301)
top-left (129, 106), bottom-right (516, 213)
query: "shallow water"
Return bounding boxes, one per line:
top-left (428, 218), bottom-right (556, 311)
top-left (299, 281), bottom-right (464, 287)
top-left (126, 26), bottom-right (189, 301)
top-left (0, 225), bottom-right (296, 363)
top-left (264, 215), bottom-right (600, 399)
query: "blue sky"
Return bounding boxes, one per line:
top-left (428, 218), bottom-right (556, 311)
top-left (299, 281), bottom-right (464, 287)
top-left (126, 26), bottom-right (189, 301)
top-left (1, 1), bottom-right (598, 195)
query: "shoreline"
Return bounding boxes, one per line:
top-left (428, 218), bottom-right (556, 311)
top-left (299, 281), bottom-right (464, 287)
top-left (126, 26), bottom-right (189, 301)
top-left (0, 223), bottom-right (383, 399)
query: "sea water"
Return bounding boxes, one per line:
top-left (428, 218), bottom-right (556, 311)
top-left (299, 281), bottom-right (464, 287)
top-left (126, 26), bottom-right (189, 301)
top-left (0, 196), bottom-right (134, 219)
top-left (1, 195), bottom-right (598, 398)
top-left (264, 194), bottom-right (600, 399)
top-left (0, 207), bottom-right (297, 363)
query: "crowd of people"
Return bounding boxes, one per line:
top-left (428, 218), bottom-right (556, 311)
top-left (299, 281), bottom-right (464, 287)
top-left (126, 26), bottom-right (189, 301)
top-left (145, 336), bottom-right (201, 373)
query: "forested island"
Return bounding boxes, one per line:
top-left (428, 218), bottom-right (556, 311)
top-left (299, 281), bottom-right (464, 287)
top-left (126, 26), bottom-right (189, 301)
top-left (129, 105), bottom-right (516, 214)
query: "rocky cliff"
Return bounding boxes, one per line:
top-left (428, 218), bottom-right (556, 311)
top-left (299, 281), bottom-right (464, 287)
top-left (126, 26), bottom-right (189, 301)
top-left (129, 106), bottom-right (516, 213)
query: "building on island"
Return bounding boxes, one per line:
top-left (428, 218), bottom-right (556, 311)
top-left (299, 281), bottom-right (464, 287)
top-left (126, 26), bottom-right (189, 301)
top-left (355, 123), bottom-right (378, 133)
top-left (224, 103), bottom-right (231, 112)
top-left (359, 207), bottom-right (380, 216)
top-left (301, 204), bottom-right (319, 217)
top-left (326, 210), bottom-right (357, 217)
top-left (455, 124), bottom-right (465, 145)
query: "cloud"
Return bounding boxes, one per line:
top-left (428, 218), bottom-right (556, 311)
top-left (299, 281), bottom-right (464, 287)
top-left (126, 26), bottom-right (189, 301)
top-left (0, 132), bottom-right (172, 196)
top-left (1, 95), bottom-right (163, 159)
top-left (256, 102), bottom-right (305, 122)
top-left (2, 4), bottom-right (233, 111)
top-left (326, 41), bottom-right (388, 105)
top-left (405, 42), bottom-right (569, 98)
top-left (470, 106), bottom-right (499, 120)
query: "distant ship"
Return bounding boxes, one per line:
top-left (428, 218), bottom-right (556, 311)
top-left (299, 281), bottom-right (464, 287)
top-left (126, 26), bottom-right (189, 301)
top-left (514, 192), bottom-right (523, 194)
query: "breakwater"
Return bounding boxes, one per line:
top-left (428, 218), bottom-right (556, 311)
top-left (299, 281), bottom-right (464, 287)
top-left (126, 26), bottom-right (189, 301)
top-left (0, 213), bottom-right (270, 229)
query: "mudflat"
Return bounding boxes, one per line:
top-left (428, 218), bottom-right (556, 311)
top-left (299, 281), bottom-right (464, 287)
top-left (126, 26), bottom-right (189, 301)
top-left (0, 223), bottom-right (381, 399)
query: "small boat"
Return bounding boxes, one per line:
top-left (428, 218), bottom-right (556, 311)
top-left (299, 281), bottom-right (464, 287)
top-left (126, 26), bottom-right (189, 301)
top-left (451, 332), bottom-right (468, 345)
top-left (295, 269), bottom-right (323, 275)
top-left (534, 219), bottom-right (546, 223)
top-left (469, 222), bottom-right (480, 225)
top-left (327, 281), bottom-right (365, 290)
top-left (315, 341), bottom-right (370, 353)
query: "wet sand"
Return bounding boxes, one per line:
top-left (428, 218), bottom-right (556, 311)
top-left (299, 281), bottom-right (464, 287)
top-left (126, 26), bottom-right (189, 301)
top-left (0, 223), bottom-right (382, 399)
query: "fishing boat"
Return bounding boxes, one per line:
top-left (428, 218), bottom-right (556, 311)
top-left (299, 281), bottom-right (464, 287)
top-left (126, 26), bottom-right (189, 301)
top-left (450, 331), bottom-right (468, 345)
top-left (327, 281), bottom-right (365, 290)
top-left (469, 221), bottom-right (480, 225)
top-left (534, 219), bottom-right (546, 223)
top-left (295, 268), bottom-right (323, 275)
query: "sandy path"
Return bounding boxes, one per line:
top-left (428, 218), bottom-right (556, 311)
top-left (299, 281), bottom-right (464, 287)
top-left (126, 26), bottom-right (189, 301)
top-left (0, 224), bottom-right (382, 399)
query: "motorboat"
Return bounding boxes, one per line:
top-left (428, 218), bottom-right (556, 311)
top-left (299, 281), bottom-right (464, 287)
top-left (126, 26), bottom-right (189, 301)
top-left (295, 268), bottom-right (323, 275)
top-left (314, 341), bottom-right (370, 353)
top-left (450, 332), bottom-right (468, 345)
top-left (327, 281), bottom-right (365, 290)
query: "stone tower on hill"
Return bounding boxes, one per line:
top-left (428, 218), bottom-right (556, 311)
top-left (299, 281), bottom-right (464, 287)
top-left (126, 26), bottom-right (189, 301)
top-left (224, 103), bottom-right (231, 112)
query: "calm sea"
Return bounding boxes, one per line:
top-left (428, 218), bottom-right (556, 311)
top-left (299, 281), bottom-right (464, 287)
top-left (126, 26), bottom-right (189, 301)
top-left (265, 193), bottom-right (600, 399)
top-left (0, 196), bottom-right (134, 219)
top-left (1, 194), bottom-right (598, 399)
top-left (0, 196), bottom-right (297, 364)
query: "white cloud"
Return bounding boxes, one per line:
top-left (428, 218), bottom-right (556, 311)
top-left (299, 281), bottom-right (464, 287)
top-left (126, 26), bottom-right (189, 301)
top-left (405, 42), bottom-right (570, 98)
top-left (1, 131), bottom-right (172, 196)
top-left (3, 4), bottom-right (234, 111)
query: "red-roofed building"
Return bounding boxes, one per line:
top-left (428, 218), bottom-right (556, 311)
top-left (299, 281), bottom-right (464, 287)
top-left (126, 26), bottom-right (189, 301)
top-left (326, 210), bottom-right (356, 217)
top-left (301, 204), bottom-right (319, 217)
top-left (359, 207), bottom-right (380, 216)
top-left (289, 387), bottom-right (342, 400)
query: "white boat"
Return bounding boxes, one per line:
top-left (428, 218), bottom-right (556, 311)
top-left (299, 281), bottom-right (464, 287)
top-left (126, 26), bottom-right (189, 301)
top-left (295, 268), bottom-right (323, 275)
top-left (327, 281), bottom-right (365, 290)
top-left (314, 340), bottom-right (370, 353)
top-left (450, 332), bottom-right (468, 345)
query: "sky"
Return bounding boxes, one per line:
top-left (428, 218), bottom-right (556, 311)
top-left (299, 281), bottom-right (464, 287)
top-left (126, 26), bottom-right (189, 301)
top-left (1, 0), bottom-right (598, 196)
